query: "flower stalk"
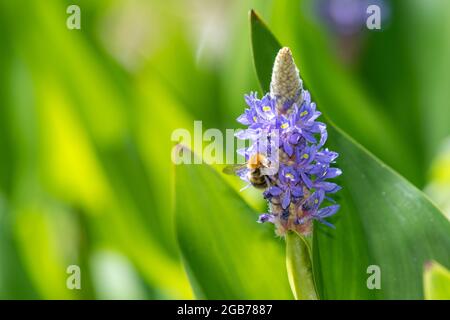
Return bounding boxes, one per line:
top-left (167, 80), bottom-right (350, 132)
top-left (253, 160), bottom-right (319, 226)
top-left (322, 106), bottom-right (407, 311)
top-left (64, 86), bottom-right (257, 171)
top-left (285, 231), bottom-right (318, 300)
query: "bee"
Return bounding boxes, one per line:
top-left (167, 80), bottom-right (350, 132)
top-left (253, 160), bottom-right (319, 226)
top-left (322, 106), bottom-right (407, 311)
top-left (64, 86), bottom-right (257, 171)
top-left (223, 153), bottom-right (271, 189)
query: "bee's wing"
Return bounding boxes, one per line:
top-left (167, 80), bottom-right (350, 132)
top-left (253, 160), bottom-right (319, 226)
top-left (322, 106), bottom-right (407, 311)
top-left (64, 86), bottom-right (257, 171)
top-left (261, 166), bottom-right (278, 176)
top-left (222, 164), bottom-right (246, 175)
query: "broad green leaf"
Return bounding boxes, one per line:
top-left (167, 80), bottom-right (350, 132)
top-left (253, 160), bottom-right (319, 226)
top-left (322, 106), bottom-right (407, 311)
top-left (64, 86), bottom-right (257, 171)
top-left (423, 261), bottom-right (450, 300)
top-left (175, 149), bottom-right (293, 299)
top-left (315, 126), bottom-right (450, 299)
top-left (250, 9), bottom-right (450, 299)
top-left (250, 10), bottom-right (281, 93)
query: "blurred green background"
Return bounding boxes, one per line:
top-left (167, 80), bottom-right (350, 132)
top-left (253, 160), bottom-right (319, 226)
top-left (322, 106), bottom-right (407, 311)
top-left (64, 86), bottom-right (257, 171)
top-left (0, 0), bottom-right (449, 299)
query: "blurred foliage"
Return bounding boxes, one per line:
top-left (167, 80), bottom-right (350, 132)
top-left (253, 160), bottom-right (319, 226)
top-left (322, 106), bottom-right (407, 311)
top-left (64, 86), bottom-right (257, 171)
top-left (423, 261), bottom-right (450, 300)
top-left (175, 149), bottom-right (292, 299)
top-left (0, 0), bottom-right (449, 299)
top-left (425, 137), bottom-right (450, 219)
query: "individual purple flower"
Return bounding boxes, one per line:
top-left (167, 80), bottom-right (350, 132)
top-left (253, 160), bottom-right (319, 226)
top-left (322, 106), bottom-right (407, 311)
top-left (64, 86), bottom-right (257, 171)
top-left (254, 94), bottom-right (277, 122)
top-left (312, 205), bottom-right (340, 228)
top-left (292, 95), bottom-right (327, 147)
top-left (237, 107), bottom-right (260, 129)
top-left (258, 213), bottom-right (275, 223)
top-left (315, 148), bottom-right (339, 164)
top-left (282, 130), bottom-right (303, 157)
top-left (277, 166), bottom-right (304, 209)
top-left (301, 164), bottom-right (342, 194)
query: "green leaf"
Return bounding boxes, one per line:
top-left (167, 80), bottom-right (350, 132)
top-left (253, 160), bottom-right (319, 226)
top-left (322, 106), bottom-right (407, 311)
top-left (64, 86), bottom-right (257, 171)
top-left (315, 126), bottom-right (450, 299)
top-left (250, 9), bottom-right (450, 299)
top-left (424, 261), bottom-right (450, 300)
top-left (175, 148), bottom-right (293, 299)
top-left (250, 10), bottom-right (281, 93)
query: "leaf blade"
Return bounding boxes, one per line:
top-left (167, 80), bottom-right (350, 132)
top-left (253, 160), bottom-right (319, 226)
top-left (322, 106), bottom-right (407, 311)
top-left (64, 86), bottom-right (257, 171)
top-left (315, 125), bottom-right (450, 299)
top-left (250, 10), bottom-right (282, 93)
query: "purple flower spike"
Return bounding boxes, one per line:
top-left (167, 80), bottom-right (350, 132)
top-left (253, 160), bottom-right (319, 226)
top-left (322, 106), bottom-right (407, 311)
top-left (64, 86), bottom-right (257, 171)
top-left (235, 47), bottom-right (342, 236)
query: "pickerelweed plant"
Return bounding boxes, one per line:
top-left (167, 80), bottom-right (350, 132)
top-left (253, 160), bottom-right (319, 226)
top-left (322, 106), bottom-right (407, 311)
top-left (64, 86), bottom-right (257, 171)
top-left (235, 47), bottom-right (342, 299)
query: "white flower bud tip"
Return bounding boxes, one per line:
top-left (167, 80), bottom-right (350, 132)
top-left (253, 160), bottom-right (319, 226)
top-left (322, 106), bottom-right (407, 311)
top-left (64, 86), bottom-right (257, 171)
top-left (270, 47), bottom-right (303, 112)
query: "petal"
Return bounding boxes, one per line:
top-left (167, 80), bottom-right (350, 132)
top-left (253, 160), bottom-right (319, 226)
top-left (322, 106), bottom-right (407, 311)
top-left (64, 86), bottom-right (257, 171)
top-left (301, 130), bottom-right (317, 143)
top-left (310, 122), bottom-right (326, 134)
top-left (300, 171), bottom-right (313, 189)
top-left (315, 205), bottom-right (340, 218)
top-left (288, 132), bottom-right (301, 145)
top-left (234, 129), bottom-right (250, 140)
top-left (257, 213), bottom-right (275, 223)
top-left (238, 128), bottom-right (262, 141)
top-left (283, 141), bottom-right (294, 157)
top-left (308, 105), bottom-right (321, 121)
top-left (268, 186), bottom-right (283, 196)
top-left (236, 148), bottom-right (247, 157)
top-left (316, 149), bottom-right (339, 164)
top-left (315, 181), bottom-right (341, 193)
top-left (281, 190), bottom-right (291, 210)
top-left (282, 98), bottom-right (295, 112)
top-left (302, 90), bottom-right (311, 105)
top-left (319, 129), bottom-right (328, 147)
top-left (317, 219), bottom-right (336, 229)
top-left (291, 186), bottom-right (303, 198)
top-left (309, 190), bottom-right (325, 211)
top-left (245, 92), bottom-right (260, 107)
top-left (324, 167), bottom-right (342, 179)
top-left (237, 113), bottom-right (251, 125)
top-left (308, 163), bottom-right (325, 176)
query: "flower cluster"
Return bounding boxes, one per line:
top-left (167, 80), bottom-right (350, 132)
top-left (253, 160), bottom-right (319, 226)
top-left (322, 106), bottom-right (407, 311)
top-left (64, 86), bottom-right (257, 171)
top-left (235, 47), bottom-right (342, 236)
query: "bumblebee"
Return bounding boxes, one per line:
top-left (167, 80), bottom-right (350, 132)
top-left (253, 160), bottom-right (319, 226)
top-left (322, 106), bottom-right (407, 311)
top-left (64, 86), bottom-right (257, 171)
top-left (223, 153), bottom-right (270, 189)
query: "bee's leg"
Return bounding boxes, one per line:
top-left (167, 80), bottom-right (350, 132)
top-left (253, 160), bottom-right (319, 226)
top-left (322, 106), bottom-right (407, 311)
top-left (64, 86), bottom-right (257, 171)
top-left (264, 175), bottom-right (271, 187)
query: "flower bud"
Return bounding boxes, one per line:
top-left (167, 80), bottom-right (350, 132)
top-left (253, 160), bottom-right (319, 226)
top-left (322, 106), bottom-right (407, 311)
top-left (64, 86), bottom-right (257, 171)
top-left (270, 47), bottom-right (303, 113)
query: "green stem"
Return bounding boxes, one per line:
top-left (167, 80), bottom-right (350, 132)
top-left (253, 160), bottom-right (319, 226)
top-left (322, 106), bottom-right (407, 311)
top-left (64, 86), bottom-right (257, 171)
top-left (285, 231), bottom-right (318, 300)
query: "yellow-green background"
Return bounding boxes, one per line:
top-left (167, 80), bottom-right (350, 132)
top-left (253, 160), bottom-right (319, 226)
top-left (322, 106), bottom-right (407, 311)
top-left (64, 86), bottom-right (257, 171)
top-left (0, 0), bottom-right (449, 299)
